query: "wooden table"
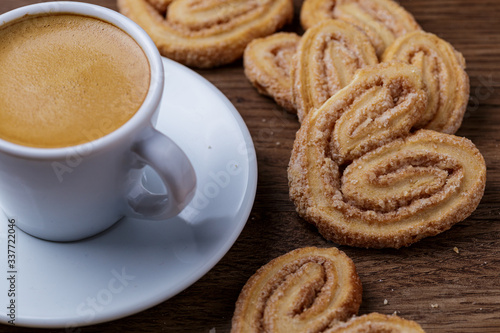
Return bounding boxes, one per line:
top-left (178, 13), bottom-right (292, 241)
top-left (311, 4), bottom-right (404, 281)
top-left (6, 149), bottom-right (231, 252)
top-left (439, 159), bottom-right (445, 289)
top-left (2, 0), bottom-right (499, 332)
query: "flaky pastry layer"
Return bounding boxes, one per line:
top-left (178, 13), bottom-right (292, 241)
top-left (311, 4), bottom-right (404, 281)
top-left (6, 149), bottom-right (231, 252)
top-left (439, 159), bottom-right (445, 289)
top-left (231, 247), bottom-right (362, 333)
top-left (382, 31), bottom-right (469, 134)
top-left (328, 313), bottom-right (425, 332)
top-left (301, 0), bottom-right (421, 57)
top-left (118, 0), bottom-right (294, 68)
top-left (244, 32), bottom-right (301, 112)
top-left (288, 63), bottom-right (486, 248)
top-left (293, 19), bottom-right (379, 122)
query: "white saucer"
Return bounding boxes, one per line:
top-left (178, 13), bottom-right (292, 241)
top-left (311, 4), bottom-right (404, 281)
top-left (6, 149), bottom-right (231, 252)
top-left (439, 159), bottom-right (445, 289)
top-left (0, 58), bottom-right (257, 328)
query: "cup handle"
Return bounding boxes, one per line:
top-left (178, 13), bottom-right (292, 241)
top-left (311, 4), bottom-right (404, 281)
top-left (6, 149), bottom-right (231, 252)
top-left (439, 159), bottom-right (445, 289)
top-left (126, 128), bottom-right (196, 220)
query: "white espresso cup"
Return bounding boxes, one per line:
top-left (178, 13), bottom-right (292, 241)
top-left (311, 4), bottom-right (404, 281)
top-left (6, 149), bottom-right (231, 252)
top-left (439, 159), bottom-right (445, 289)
top-left (0, 2), bottom-right (196, 241)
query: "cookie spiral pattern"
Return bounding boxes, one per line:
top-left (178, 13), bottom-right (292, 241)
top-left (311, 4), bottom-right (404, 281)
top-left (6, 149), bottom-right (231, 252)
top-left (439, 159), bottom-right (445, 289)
top-left (329, 313), bottom-right (425, 332)
top-left (301, 0), bottom-right (421, 57)
top-left (231, 247), bottom-right (362, 333)
top-left (382, 31), bottom-right (469, 134)
top-left (244, 32), bottom-right (301, 112)
top-left (117, 0), bottom-right (294, 68)
top-left (288, 63), bottom-right (486, 249)
top-left (300, 0), bottom-right (336, 29)
top-left (293, 19), bottom-right (378, 122)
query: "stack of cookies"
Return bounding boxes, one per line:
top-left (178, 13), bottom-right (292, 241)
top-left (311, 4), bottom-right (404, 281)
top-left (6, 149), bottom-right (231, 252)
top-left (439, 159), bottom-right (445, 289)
top-left (243, 0), bottom-right (486, 250)
top-left (245, 0), bottom-right (469, 134)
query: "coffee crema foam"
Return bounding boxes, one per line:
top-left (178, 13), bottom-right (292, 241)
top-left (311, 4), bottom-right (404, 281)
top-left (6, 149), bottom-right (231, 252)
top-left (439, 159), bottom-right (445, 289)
top-left (0, 14), bottom-right (151, 148)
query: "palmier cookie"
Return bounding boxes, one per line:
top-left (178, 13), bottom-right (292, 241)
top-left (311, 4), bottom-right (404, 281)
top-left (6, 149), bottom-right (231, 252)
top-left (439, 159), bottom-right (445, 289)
top-left (329, 313), bottom-right (425, 332)
top-left (117, 0), bottom-right (294, 68)
top-left (244, 33), bottom-right (301, 112)
top-left (293, 19), bottom-right (378, 122)
top-left (383, 31), bottom-right (469, 134)
top-left (231, 247), bottom-right (362, 333)
top-left (288, 62), bottom-right (486, 249)
top-left (301, 0), bottom-right (421, 57)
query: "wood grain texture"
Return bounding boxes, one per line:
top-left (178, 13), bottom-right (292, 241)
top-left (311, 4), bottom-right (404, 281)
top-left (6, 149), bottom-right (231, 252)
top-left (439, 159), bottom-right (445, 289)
top-left (1, 0), bottom-right (499, 332)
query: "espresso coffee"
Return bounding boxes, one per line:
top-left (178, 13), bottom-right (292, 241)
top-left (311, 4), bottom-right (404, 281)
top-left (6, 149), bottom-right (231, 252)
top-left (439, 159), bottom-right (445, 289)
top-left (0, 14), bottom-right (151, 148)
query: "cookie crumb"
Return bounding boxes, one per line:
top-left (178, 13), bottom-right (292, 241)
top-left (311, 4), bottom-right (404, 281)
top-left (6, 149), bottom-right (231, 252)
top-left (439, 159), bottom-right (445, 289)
top-left (431, 303), bottom-right (439, 308)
